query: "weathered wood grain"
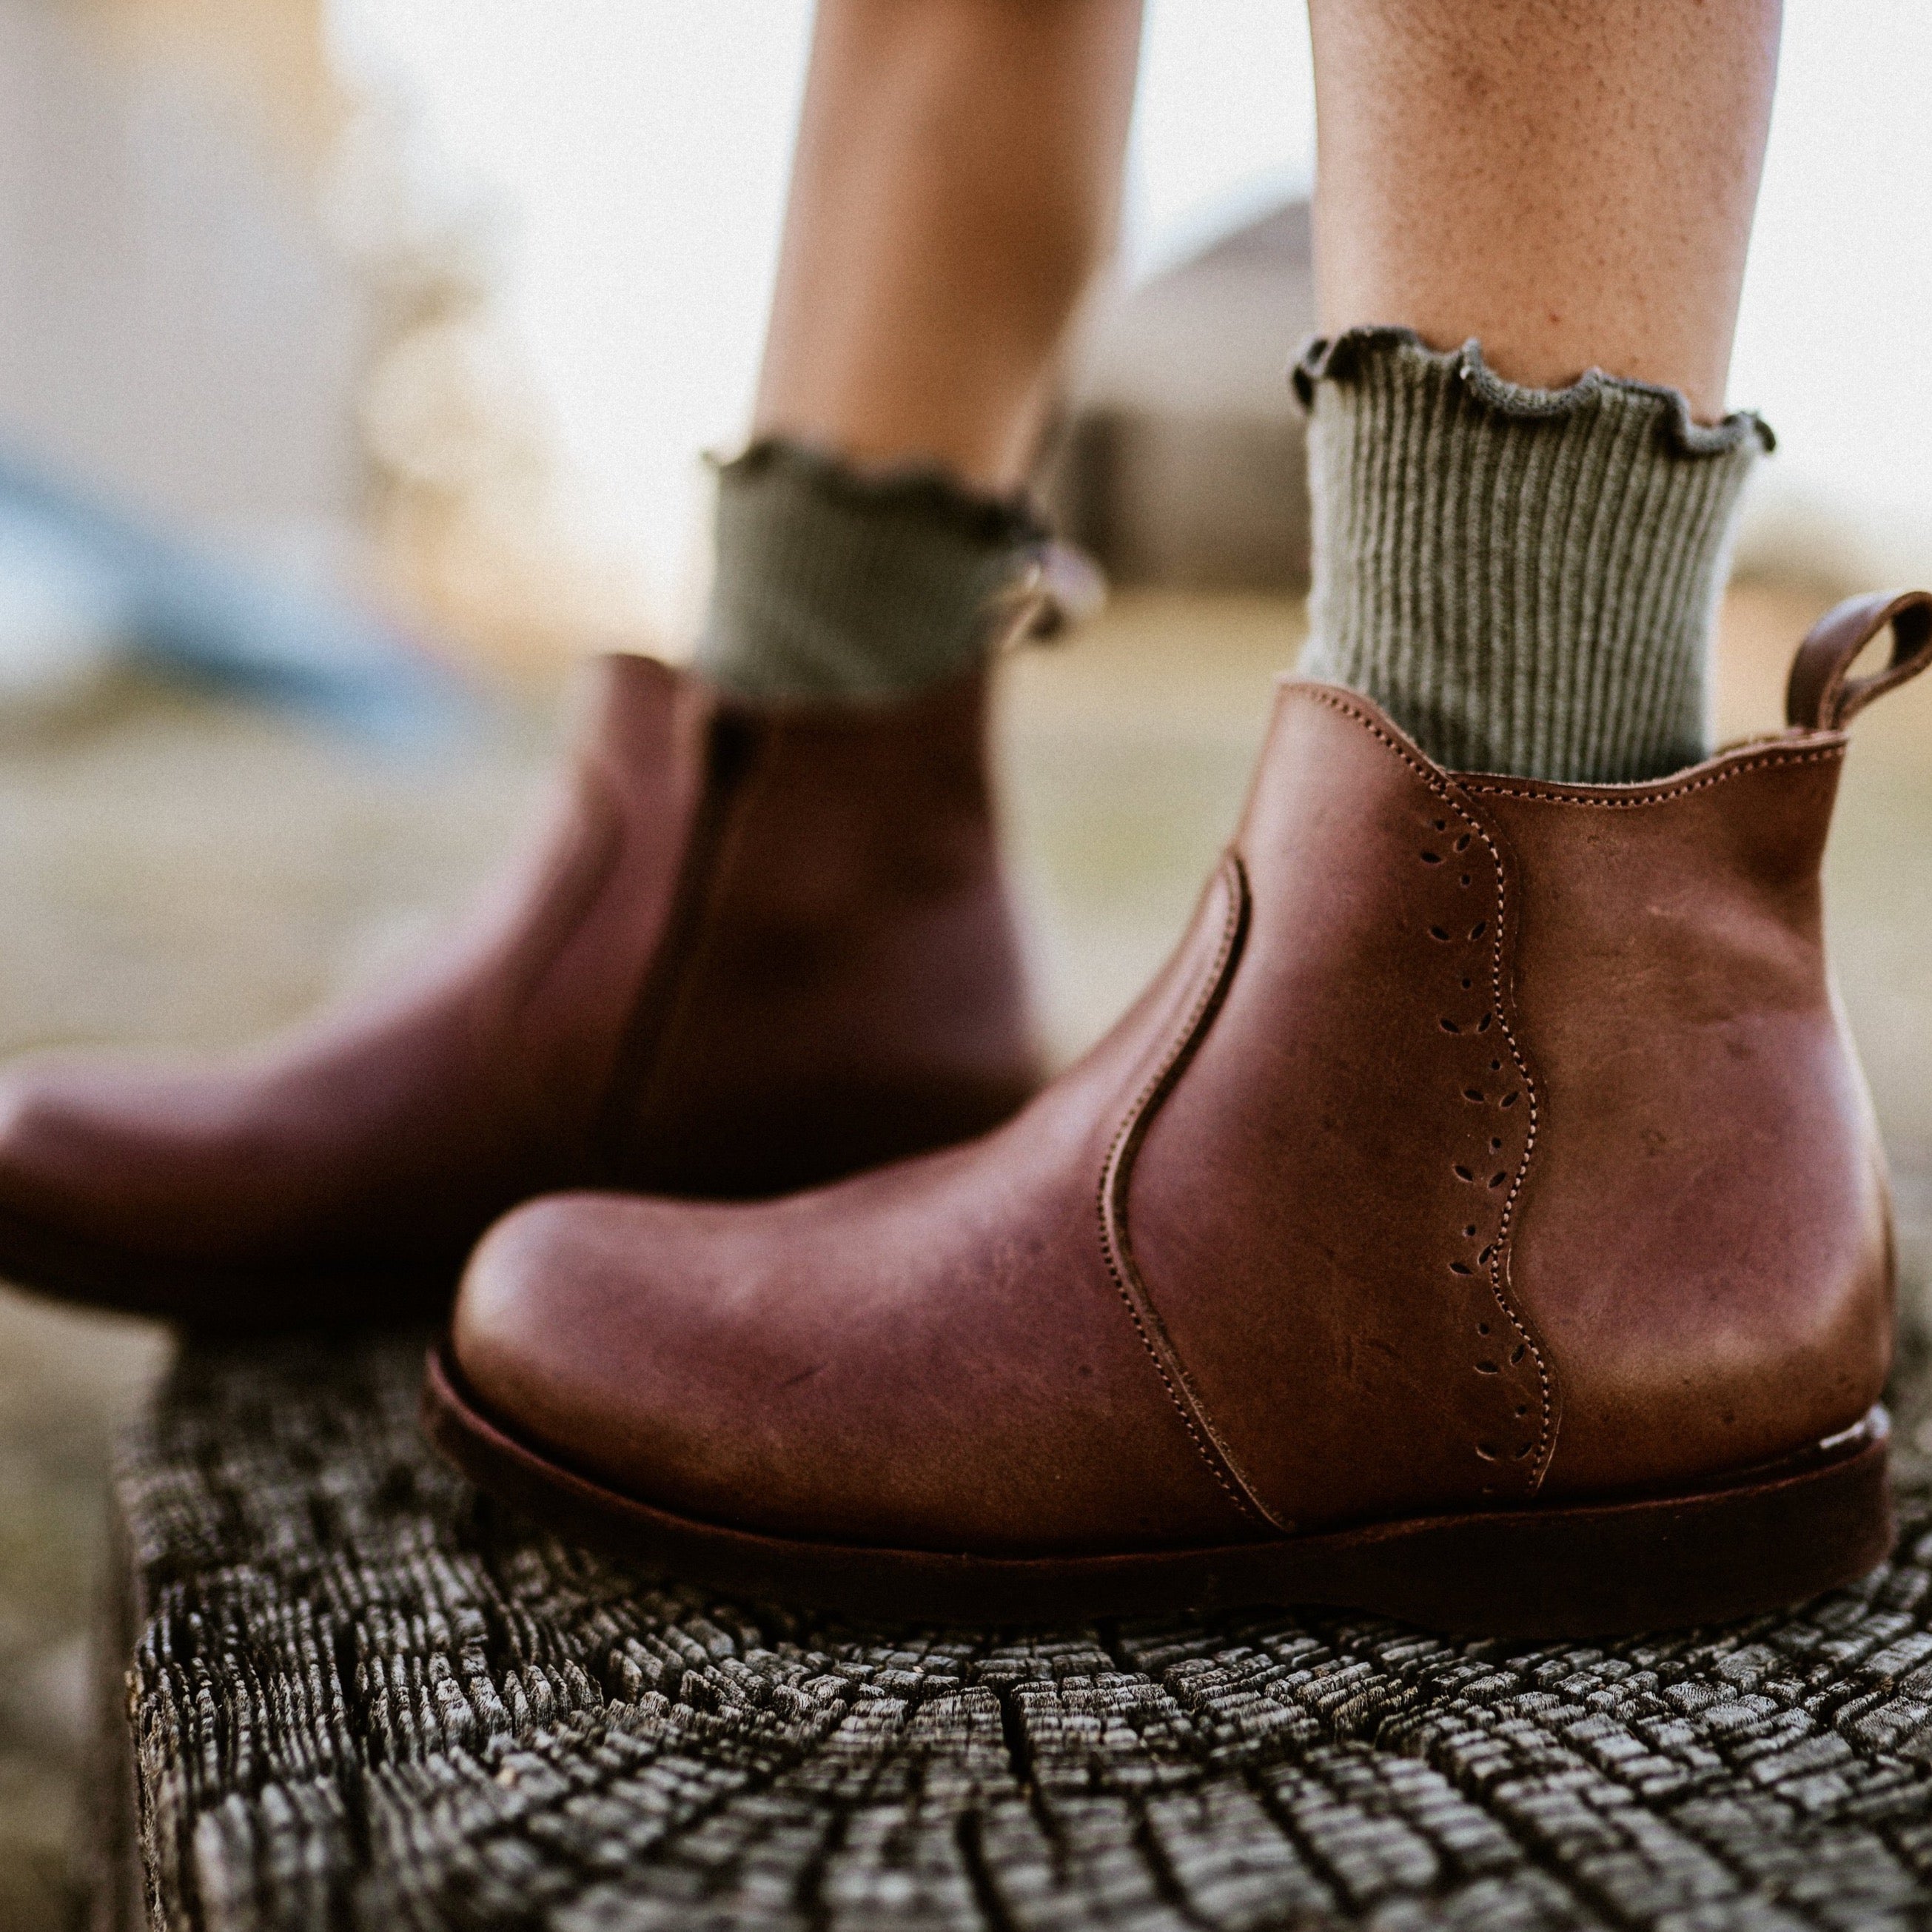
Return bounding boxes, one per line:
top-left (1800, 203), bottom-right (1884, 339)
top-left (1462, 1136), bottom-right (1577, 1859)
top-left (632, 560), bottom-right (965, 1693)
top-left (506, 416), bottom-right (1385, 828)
top-left (109, 1323), bottom-right (1932, 1932)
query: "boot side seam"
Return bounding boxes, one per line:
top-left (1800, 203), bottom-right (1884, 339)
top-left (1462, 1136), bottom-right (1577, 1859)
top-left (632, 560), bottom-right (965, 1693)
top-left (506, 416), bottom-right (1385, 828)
top-left (591, 711), bottom-right (770, 1175)
top-left (1098, 856), bottom-right (1277, 1530)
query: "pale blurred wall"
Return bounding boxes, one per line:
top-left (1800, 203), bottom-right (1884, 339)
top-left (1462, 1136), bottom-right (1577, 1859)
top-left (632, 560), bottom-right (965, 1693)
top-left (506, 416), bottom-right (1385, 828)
top-left (343, 0), bottom-right (1932, 631)
top-left (0, 0), bottom-right (370, 542)
top-left (1728, 0), bottom-right (1932, 588)
top-left (329, 0), bottom-right (812, 633)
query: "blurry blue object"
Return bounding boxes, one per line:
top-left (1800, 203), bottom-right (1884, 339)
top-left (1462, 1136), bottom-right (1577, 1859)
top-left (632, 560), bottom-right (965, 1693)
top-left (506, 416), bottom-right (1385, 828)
top-left (0, 448), bottom-right (481, 743)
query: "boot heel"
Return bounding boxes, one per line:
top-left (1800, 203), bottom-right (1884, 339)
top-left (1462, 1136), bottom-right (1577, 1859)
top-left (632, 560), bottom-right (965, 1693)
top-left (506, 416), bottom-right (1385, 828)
top-left (1298, 1412), bottom-right (1894, 1639)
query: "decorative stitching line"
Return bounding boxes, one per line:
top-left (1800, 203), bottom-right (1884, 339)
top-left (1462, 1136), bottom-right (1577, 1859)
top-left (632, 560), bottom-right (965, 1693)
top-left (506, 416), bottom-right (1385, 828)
top-left (1302, 688), bottom-right (1557, 1492)
top-left (1095, 856), bottom-right (1273, 1529)
top-left (1460, 744), bottom-right (1842, 809)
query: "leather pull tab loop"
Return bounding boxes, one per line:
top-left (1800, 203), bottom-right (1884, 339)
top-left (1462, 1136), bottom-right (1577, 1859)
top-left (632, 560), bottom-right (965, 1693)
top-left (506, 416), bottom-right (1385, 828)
top-left (1786, 589), bottom-right (1932, 730)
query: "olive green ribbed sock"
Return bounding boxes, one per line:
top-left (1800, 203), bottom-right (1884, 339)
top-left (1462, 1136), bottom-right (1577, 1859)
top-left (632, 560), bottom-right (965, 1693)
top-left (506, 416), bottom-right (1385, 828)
top-left (1295, 328), bottom-right (1773, 782)
top-left (694, 440), bottom-right (1052, 702)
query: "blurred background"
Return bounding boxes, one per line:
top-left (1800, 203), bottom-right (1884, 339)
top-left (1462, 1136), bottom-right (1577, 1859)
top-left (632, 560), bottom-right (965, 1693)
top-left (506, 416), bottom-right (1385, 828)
top-left (2, 1), bottom-right (1931, 1922)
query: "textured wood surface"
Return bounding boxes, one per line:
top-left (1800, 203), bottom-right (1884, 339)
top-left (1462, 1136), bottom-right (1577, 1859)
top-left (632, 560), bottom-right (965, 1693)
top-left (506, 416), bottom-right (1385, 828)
top-left (107, 1321), bottom-right (1932, 1932)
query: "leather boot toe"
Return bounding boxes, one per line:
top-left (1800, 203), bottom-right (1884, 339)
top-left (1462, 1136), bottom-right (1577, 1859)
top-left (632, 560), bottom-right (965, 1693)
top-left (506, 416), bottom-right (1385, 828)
top-left (450, 1148), bottom-right (1262, 1560)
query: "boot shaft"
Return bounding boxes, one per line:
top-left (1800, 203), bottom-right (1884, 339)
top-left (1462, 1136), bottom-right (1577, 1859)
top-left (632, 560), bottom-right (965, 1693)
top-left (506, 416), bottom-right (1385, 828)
top-left (588, 657), bottom-right (1042, 1194)
top-left (1125, 594), bottom-right (1930, 1529)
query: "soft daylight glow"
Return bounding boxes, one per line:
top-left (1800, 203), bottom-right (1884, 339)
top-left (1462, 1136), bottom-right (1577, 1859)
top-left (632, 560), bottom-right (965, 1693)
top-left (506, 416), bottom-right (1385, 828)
top-left (336, 0), bottom-right (1932, 624)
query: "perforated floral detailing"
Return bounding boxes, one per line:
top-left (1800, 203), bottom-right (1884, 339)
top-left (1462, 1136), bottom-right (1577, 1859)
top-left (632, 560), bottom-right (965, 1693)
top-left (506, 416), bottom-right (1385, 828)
top-left (1415, 804), bottom-right (1550, 1495)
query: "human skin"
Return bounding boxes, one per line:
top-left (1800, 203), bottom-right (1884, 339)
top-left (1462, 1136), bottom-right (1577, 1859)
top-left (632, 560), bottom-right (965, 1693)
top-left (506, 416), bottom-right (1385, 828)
top-left (758, 0), bottom-right (1778, 461)
top-left (751, 0), bottom-right (1144, 492)
top-left (1307, 0), bottom-right (1782, 423)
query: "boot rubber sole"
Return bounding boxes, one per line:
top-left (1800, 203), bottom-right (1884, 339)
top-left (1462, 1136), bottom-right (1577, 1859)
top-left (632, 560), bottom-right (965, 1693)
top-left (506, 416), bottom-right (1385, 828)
top-left (422, 1341), bottom-right (1894, 1638)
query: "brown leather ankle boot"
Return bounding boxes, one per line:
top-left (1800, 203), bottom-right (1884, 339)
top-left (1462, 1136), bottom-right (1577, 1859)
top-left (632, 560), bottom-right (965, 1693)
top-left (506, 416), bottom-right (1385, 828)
top-left (0, 657), bottom-right (1039, 1325)
top-left (430, 592), bottom-right (1932, 1638)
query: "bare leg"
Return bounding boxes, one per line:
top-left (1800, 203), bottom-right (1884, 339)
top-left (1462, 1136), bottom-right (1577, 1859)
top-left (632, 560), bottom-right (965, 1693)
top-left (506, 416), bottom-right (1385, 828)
top-left (1309, 0), bottom-right (1780, 421)
top-left (754, 0), bottom-right (1142, 491)
top-left (1299, 0), bottom-right (1783, 782)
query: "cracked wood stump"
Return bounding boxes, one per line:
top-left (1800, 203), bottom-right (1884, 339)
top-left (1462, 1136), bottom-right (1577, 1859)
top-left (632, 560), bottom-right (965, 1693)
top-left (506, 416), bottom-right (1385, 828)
top-left (102, 1320), bottom-right (1932, 1932)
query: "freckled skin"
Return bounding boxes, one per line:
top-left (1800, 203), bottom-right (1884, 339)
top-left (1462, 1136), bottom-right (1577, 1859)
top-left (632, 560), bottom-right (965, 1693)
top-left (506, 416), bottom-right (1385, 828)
top-left (750, 0), bottom-right (1777, 487)
top-left (1309, 0), bottom-right (1782, 423)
